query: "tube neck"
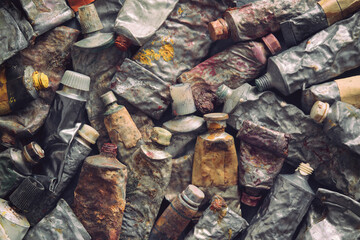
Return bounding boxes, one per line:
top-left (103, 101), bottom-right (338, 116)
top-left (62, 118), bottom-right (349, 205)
top-left (207, 120), bottom-right (226, 133)
top-left (255, 73), bottom-right (273, 92)
top-left (216, 84), bottom-right (233, 101)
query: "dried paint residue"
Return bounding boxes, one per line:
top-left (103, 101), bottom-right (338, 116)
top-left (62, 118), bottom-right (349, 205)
top-left (133, 37), bottom-right (175, 66)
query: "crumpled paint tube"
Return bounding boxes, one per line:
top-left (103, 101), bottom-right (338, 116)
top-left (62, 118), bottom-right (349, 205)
top-left (163, 83), bottom-right (206, 158)
top-left (110, 58), bottom-right (171, 120)
top-left (208, 0), bottom-right (317, 41)
top-left (255, 11), bottom-right (360, 96)
top-left (19, 0), bottom-right (74, 36)
top-left (218, 83), bottom-right (360, 201)
top-left (21, 124), bottom-right (98, 225)
top-left (0, 142), bottom-right (44, 198)
top-left (73, 143), bottom-right (127, 240)
top-left (185, 195), bottom-right (248, 240)
top-left (149, 185), bottom-right (204, 240)
top-left (281, 0), bottom-right (360, 47)
top-left (178, 34), bottom-right (281, 113)
top-left (120, 127), bottom-right (172, 239)
top-left (295, 188), bottom-right (360, 240)
top-left (237, 120), bottom-right (289, 207)
top-left (0, 0), bottom-right (35, 65)
top-left (301, 75), bottom-right (360, 113)
top-left (114, 0), bottom-right (179, 50)
top-left (0, 198), bottom-right (30, 240)
top-left (38, 71), bottom-right (90, 178)
top-left (94, 0), bottom-right (125, 33)
top-left (24, 199), bottom-right (91, 240)
top-left (243, 163), bottom-right (315, 240)
top-left (0, 65), bottom-right (49, 116)
top-left (310, 101), bottom-right (360, 155)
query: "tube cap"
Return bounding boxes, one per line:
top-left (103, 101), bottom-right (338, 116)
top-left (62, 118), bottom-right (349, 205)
top-left (151, 127), bottom-right (172, 146)
top-left (101, 91), bottom-right (117, 106)
top-left (68, 0), bottom-right (95, 12)
top-left (170, 83), bottom-right (196, 116)
top-left (9, 177), bottom-right (45, 213)
top-left (78, 3), bottom-right (103, 34)
top-left (32, 71), bottom-right (49, 90)
top-left (78, 124), bottom-right (99, 145)
top-left (115, 35), bottom-right (132, 52)
top-left (181, 185), bottom-right (204, 207)
top-left (204, 112), bottom-right (228, 121)
top-left (208, 18), bottom-right (229, 41)
top-left (262, 33), bottom-right (281, 55)
top-left (296, 162), bottom-right (314, 176)
top-left (101, 143), bottom-right (117, 155)
top-left (310, 101), bottom-right (330, 123)
top-left (60, 70), bottom-right (90, 91)
top-left (241, 191), bottom-right (262, 207)
top-left (23, 142), bottom-right (44, 165)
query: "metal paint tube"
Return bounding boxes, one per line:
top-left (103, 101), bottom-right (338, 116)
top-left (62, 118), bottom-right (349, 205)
top-left (185, 195), bottom-right (248, 240)
top-left (0, 65), bottom-right (48, 116)
top-left (0, 0), bottom-right (35, 65)
top-left (22, 125), bottom-right (98, 225)
top-left (149, 185), bottom-right (204, 240)
top-left (24, 199), bottom-right (90, 240)
top-left (120, 127), bottom-right (172, 239)
top-left (0, 142), bottom-right (44, 198)
top-left (178, 34), bottom-right (281, 113)
top-left (295, 188), bottom-right (360, 240)
top-left (220, 83), bottom-right (360, 201)
top-left (110, 58), bottom-right (171, 120)
top-left (310, 101), bottom-right (360, 155)
top-left (114, 0), bottom-right (179, 50)
top-left (163, 83), bottom-right (206, 157)
top-left (255, 11), bottom-right (360, 96)
top-left (243, 163), bottom-right (315, 240)
top-left (73, 143), bottom-right (127, 240)
top-left (208, 0), bottom-right (317, 41)
top-left (192, 113), bottom-right (238, 187)
top-left (0, 198), bottom-right (30, 240)
top-left (93, 0), bottom-right (125, 33)
top-left (302, 75), bottom-right (360, 113)
top-left (281, 0), bottom-right (360, 47)
top-left (130, 0), bottom-right (228, 84)
top-left (38, 71), bottom-right (90, 178)
top-left (19, 0), bottom-right (74, 36)
top-left (237, 120), bottom-right (289, 207)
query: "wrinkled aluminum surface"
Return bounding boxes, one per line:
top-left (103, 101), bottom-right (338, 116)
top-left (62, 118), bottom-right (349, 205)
top-left (110, 58), bottom-right (171, 120)
top-left (179, 41), bottom-right (268, 113)
top-left (243, 172), bottom-right (314, 240)
top-left (322, 101), bottom-right (360, 155)
top-left (19, 0), bottom-right (74, 36)
top-left (280, 4), bottom-right (328, 47)
top-left (0, 0), bottom-right (34, 65)
top-left (52, 137), bottom-right (92, 195)
top-left (295, 188), bottom-right (360, 240)
top-left (121, 145), bottom-right (172, 239)
top-left (38, 92), bottom-right (86, 178)
top-left (185, 195), bottom-right (248, 240)
top-left (24, 199), bottom-right (90, 240)
top-left (227, 83), bottom-right (360, 200)
top-left (114, 0), bottom-right (179, 46)
top-left (94, 0), bottom-right (125, 32)
top-left (165, 153), bottom-right (193, 201)
top-left (266, 11), bottom-right (360, 95)
top-left (132, 0), bottom-right (228, 84)
top-left (301, 81), bottom-right (340, 114)
top-left (0, 148), bottom-right (27, 198)
top-left (237, 120), bottom-right (289, 191)
top-left (71, 44), bottom-right (127, 149)
top-left (223, 0), bottom-right (317, 41)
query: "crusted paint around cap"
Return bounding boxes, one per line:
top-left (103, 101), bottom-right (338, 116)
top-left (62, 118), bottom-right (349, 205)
top-left (203, 113), bottom-right (229, 121)
top-left (32, 71), bottom-right (49, 90)
top-left (151, 127), bottom-right (172, 146)
top-left (310, 101), bottom-right (329, 123)
top-left (78, 124), bottom-right (99, 145)
top-left (23, 142), bottom-right (44, 165)
top-left (208, 18), bottom-right (229, 41)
